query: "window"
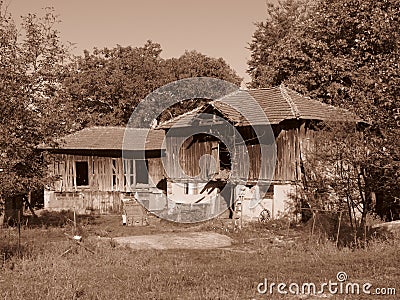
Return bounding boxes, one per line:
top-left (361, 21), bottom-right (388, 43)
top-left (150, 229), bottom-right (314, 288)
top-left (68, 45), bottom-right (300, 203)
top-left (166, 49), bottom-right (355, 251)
top-left (123, 159), bottom-right (149, 187)
top-left (135, 159), bottom-right (148, 184)
top-left (112, 159), bottom-right (117, 188)
top-left (76, 161), bottom-right (89, 186)
top-left (124, 159), bottom-right (135, 187)
top-left (219, 142), bottom-right (231, 170)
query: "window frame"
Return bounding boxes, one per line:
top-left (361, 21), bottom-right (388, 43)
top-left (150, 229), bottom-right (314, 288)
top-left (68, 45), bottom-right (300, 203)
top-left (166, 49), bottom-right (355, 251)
top-left (75, 161), bottom-right (89, 187)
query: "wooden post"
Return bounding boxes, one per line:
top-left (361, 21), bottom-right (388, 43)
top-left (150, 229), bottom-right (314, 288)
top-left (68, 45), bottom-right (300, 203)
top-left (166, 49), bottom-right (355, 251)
top-left (271, 193), bottom-right (275, 219)
top-left (286, 218), bottom-right (290, 237)
top-left (364, 221), bottom-right (367, 247)
top-left (239, 196), bottom-right (243, 230)
top-left (73, 207), bottom-right (77, 236)
top-left (336, 211), bottom-right (342, 247)
top-left (310, 210), bottom-right (316, 243)
top-left (17, 210), bottom-right (21, 257)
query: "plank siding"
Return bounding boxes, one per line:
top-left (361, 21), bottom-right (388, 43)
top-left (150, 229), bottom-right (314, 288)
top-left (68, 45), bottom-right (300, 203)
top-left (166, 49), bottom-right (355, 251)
top-left (49, 154), bottom-right (162, 192)
top-left (166, 134), bottom-right (219, 181)
top-left (165, 120), bottom-right (316, 184)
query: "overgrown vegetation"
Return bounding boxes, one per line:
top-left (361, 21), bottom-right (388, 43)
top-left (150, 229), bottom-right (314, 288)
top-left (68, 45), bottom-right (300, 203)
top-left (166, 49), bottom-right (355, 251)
top-left (248, 0), bottom-right (400, 227)
top-left (1, 216), bottom-right (399, 299)
top-left (295, 121), bottom-right (388, 241)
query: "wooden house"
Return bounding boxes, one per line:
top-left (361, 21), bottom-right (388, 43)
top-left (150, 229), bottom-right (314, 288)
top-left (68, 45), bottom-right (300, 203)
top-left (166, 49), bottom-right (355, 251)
top-left (42, 86), bottom-right (362, 222)
top-left (158, 85), bottom-right (362, 221)
top-left (43, 127), bottom-right (166, 214)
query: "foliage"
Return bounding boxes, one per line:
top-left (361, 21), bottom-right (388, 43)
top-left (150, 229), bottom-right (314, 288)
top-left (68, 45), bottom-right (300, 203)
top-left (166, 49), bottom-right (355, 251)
top-left (299, 122), bottom-right (375, 234)
top-left (63, 45), bottom-right (242, 127)
top-left (63, 42), bottom-right (167, 127)
top-left (249, 0), bottom-right (400, 129)
top-left (0, 5), bottom-right (72, 202)
top-left (248, 0), bottom-right (314, 88)
top-left (164, 50), bottom-right (242, 84)
top-left (249, 0), bottom-right (400, 115)
top-left (249, 0), bottom-right (400, 220)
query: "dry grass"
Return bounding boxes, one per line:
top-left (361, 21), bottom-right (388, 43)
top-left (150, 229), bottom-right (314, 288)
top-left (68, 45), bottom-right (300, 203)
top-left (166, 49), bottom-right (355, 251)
top-left (0, 213), bottom-right (399, 299)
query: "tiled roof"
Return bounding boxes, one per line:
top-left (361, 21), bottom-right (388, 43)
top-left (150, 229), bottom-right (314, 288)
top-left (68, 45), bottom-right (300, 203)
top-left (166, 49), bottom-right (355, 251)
top-left (157, 105), bottom-right (207, 129)
top-left (213, 85), bottom-right (362, 126)
top-left (159, 85), bottom-right (363, 128)
top-left (48, 127), bottom-right (165, 151)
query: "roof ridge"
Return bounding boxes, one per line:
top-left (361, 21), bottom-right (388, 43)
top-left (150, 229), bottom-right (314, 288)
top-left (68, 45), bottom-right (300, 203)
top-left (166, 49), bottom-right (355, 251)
top-left (156, 104), bottom-right (207, 128)
top-left (245, 86), bottom-right (279, 92)
top-left (284, 87), bottom-right (349, 111)
top-left (81, 125), bottom-right (126, 130)
top-left (213, 89), bottom-right (242, 102)
top-left (279, 84), bottom-right (301, 119)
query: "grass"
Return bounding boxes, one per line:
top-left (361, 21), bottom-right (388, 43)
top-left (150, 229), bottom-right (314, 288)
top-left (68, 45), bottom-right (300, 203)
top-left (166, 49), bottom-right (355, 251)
top-left (0, 213), bottom-right (399, 299)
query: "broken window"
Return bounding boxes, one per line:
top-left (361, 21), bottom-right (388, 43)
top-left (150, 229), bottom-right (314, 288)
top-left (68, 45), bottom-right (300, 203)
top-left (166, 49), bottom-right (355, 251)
top-left (219, 142), bottom-right (231, 170)
top-left (75, 161), bottom-right (89, 186)
top-left (135, 159), bottom-right (149, 184)
top-left (112, 158), bottom-right (117, 189)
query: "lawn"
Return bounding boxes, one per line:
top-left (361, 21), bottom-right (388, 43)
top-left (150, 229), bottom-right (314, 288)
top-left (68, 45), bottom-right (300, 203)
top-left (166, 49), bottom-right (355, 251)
top-left (0, 213), bottom-right (399, 299)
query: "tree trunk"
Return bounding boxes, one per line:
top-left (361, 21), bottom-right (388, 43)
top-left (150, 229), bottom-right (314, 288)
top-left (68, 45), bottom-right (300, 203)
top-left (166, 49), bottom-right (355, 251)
top-left (24, 191), bottom-right (37, 218)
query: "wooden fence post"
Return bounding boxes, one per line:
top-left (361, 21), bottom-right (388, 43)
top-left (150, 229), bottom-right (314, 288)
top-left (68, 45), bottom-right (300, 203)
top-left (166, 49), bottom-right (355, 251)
top-left (336, 211), bottom-right (342, 247)
top-left (309, 210), bottom-right (316, 243)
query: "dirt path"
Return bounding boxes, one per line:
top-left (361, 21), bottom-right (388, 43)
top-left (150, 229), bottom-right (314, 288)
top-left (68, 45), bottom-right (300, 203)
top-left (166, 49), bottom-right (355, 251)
top-left (113, 232), bottom-right (232, 250)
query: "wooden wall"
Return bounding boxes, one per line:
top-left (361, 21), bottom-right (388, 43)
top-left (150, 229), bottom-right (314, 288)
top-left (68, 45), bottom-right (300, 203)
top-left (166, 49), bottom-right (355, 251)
top-left (45, 152), bottom-right (166, 214)
top-left (44, 190), bottom-right (122, 214)
top-left (274, 123), bottom-right (299, 182)
top-left (165, 134), bottom-right (219, 181)
top-left (237, 121), bottom-right (314, 183)
top-left (165, 120), bottom-right (315, 184)
top-left (48, 154), bottom-right (165, 193)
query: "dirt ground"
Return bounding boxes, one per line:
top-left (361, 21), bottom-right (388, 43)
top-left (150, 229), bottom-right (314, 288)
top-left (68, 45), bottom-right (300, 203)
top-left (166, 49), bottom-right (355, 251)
top-left (112, 231), bottom-right (233, 250)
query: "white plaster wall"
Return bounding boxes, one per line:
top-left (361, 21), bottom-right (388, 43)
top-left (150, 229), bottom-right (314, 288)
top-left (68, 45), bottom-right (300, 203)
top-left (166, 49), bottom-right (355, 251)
top-left (44, 190), bottom-right (52, 209)
top-left (168, 182), bottom-right (215, 204)
top-left (241, 197), bottom-right (274, 222)
top-left (238, 184), bottom-right (297, 221)
top-left (273, 184), bottom-right (296, 218)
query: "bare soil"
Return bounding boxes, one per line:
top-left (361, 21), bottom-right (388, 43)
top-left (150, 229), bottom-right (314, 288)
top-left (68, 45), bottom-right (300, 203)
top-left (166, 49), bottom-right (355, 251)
top-left (112, 231), bottom-right (233, 250)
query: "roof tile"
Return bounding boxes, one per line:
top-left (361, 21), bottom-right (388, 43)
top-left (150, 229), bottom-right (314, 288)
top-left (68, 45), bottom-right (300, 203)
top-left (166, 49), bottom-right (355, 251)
top-left (160, 85), bottom-right (363, 128)
top-left (51, 127), bottom-right (164, 151)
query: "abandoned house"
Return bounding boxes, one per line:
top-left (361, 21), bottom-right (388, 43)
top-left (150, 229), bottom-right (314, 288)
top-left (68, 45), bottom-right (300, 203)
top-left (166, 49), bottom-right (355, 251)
top-left (43, 127), bottom-right (165, 214)
top-left (43, 85), bottom-right (363, 222)
top-left (158, 85), bottom-right (363, 221)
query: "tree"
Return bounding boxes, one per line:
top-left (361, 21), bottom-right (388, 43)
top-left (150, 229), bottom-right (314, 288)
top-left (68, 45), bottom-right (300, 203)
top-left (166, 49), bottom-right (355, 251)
top-left (248, 0), bottom-right (313, 88)
top-left (63, 45), bottom-right (242, 127)
top-left (164, 50), bottom-right (242, 85)
top-left (248, 0), bottom-right (400, 222)
top-left (0, 5), bottom-right (71, 214)
top-left (63, 41), bottom-right (169, 127)
top-left (300, 122), bottom-right (378, 238)
top-left (249, 0), bottom-right (400, 122)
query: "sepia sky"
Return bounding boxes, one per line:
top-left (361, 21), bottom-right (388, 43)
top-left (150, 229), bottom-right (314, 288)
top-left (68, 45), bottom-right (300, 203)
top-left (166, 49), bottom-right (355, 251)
top-left (7, 0), bottom-right (276, 86)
